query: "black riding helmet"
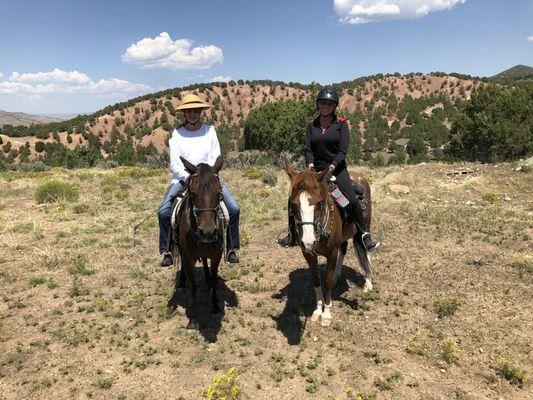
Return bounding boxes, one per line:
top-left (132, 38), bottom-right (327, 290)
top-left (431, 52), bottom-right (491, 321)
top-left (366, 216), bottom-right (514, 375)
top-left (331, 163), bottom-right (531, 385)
top-left (316, 87), bottom-right (339, 104)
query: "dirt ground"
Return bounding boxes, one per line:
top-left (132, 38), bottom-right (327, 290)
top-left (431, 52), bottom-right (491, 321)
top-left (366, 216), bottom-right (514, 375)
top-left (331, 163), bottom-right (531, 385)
top-left (0, 162), bottom-right (531, 399)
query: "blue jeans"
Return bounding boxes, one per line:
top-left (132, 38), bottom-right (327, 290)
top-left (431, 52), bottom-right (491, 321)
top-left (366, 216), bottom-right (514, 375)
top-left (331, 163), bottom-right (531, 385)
top-left (158, 182), bottom-right (184, 254)
top-left (157, 181), bottom-right (241, 254)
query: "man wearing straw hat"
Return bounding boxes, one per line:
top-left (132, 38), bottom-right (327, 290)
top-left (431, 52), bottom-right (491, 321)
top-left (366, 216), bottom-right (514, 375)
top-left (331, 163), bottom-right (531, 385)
top-left (157, 94), bottom-right (241, 266)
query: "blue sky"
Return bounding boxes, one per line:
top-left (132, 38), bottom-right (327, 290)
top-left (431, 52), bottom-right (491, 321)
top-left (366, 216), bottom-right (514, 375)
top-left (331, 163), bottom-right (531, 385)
top-left (0, 0), bottom-right (531, 115)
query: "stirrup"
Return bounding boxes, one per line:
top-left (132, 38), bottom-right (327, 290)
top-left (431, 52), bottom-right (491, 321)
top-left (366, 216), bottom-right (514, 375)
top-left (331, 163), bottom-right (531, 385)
top-left (361, 232), bottom-right (380, 252)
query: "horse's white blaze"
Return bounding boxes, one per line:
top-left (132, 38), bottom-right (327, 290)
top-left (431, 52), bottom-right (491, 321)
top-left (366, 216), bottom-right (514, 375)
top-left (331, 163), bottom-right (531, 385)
top-left (333, 248), bottom-right (345, 285)
top-left (311, 286), bottom-right (323, 322)
top-left (299, 192), bottom-right (315, 251)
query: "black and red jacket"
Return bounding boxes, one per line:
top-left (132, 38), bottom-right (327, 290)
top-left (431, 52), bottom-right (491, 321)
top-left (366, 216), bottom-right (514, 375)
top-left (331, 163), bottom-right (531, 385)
top-left (305, 115), bottom-right (350, 174)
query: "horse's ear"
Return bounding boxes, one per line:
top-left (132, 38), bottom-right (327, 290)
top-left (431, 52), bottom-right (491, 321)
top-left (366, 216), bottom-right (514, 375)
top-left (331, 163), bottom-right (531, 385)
top-left (213, 155), bottom-right (224, 174)
top-left (181, 157), bottom-right (198, 174)
top-left (316, 168), bottom-right (329, 182)
top-left (284, 159), bottom-right (296, 178)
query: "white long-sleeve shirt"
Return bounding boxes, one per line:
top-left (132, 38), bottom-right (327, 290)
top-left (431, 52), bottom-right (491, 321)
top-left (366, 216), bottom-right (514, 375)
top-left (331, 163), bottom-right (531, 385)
top-left (168, 124), bottom-right (221, 184)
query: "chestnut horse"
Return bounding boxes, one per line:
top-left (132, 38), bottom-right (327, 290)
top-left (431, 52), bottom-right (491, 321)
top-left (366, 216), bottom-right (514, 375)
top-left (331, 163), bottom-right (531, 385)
top-left (167, 155), bottom-right (226, 330)
top-left (284, 161), bottom-right (373, 327)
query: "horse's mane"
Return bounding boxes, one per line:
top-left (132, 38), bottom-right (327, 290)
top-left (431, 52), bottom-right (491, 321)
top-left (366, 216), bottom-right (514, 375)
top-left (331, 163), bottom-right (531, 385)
top-left (292, 171), bottom-right (329, 197)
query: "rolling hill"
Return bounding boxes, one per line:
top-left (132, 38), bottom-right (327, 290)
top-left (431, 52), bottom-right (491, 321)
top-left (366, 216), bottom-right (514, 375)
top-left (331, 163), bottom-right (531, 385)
top-left (0, 110), bottom-right (61, 127)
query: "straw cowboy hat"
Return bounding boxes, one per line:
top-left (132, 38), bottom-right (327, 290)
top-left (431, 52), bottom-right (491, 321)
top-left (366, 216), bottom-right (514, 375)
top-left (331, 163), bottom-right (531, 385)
top-left (176, 94), bottom-right (210, 110)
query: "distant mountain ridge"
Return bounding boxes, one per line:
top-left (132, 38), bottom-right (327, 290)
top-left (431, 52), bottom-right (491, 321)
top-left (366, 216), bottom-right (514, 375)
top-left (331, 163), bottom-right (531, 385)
top-left (1, 66), bottom-right (531, 166)
top-left (0, 110), bottom-right (61, 127)
top-left (491, 64), bottom-right (533, 80)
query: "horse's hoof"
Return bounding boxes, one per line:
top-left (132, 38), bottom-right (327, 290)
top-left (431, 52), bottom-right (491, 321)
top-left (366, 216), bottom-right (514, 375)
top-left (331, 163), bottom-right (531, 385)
top-left (211, 305), bottom-right (221, 314)
top-left (320, 316), bottom-right (332, 327)
top-left (167, 297), bottom-right (178, 310)
top-left (363, 280), bottom-right (373, 292)
top-left (186, 320), bottom-right (199, 330)
top-left (310, 310), bottom-right (322, 323)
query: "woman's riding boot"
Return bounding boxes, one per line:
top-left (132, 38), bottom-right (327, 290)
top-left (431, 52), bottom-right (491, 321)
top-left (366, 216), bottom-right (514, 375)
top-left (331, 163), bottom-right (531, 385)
top-left (353, 200), bottom-right (380, 251)
top-left (277, 201), bottom-right (297, 247)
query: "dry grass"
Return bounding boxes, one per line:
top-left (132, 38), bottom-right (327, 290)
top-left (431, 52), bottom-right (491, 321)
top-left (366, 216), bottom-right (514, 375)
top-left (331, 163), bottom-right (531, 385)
top-left (0, 163), bottom-right (531, 399)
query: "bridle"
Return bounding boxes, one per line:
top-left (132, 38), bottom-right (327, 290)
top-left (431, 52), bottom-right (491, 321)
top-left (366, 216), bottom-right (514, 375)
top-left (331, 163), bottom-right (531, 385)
top-left (186, 173), bottom-right (225, 240)
top-left (293, 195), bottom-right (333, 241)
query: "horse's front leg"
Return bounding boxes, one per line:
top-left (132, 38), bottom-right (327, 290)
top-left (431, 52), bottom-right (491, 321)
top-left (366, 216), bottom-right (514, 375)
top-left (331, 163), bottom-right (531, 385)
top-left (303, 251), bottom-right (322, 323)
top-left (202, 258), bottom-right (210, 285)
top-left (322, 250), bottom-right (339, 327)
top-left (209, 252), bottom-right (222, 314)
top-left (183, 254), bottom-right (199, 330)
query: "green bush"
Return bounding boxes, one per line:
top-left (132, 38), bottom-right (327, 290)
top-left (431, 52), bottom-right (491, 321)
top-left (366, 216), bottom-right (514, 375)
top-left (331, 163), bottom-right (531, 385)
top-left (433, 297), bottom-right (460, 318)
top-left (497, 358), bottom-right (528, 387)
top-left (242, 168), bottom-right (262, 179)
top-left (35, 180), bottom-right (80, 203)
top-left (243, 98), bottom-right (315, 154)
top-left (261, 168), bottom-right (277, 186)
top-left (450, 83), bottom-right (533, 162)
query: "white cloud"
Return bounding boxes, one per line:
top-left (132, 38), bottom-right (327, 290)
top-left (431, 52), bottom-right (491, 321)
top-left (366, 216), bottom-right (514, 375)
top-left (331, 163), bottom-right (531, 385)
top-left (122, 32), bottom-right (223, 70)
top-left (527, 36), bottom-right (533, 42)
top-left (0, 68), bottom-right (151, 95)
top-left (24, 94), bottom-right (45, 103)
top-left (10, 68), bottom-right (90, 85)
top-left (333, 0), bottom-right (466, 24)
top-left (0, 72), bottom-right (3, 80)
top-left (209, 75), bottom-right (232, 83)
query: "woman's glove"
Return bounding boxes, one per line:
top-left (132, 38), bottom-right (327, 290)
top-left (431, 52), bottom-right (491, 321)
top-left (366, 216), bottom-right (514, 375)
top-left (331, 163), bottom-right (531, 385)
top-left (324, 164), bottom-right (335, 181)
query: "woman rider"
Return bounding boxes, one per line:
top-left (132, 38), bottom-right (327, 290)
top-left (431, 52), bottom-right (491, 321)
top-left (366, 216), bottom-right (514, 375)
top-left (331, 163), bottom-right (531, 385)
top-left (277, 87), bottom-right (379, 251)
top-left (157, 94), bottom-right (241, 266)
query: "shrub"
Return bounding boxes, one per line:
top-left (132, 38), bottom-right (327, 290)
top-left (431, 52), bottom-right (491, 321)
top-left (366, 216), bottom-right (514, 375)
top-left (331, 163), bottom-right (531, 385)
top-left (482, 192), bottom-right (498, 204)
top-left (441, 339), bottom-right (460, 364)
top-left (203, 367), bottom-right (240, 399)
top-left (35, 141), bottom-right (45, 153)
top-left (17, 161), bottom-right (48, 172)
top-left (433, 297), bottom-right (460, 318)
top-left (242, 168), bottom-right (262, 179)
top-left (35, 180), bottom-right (80, 203)
top-left (261, 168), bottom-right (277, 186)
top-left (450, 83), bottom-right (533, 162)
top-left (496, 358), bottom-right (528, 387)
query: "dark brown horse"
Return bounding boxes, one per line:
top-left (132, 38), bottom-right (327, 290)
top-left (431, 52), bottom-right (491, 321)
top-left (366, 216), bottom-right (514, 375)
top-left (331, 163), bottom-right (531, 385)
top-left (284, 161), bottom-right (373, 327)
top-left (167, 155), bottom-right (226, 330)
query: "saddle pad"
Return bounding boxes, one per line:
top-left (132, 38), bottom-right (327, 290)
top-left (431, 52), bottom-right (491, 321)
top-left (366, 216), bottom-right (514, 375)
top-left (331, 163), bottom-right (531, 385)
top-left (330, 186), bottom-right (350, 208)
top-left (170, 193), bottom-right (186, 230)
top-left (219, 201), bottom-right (230, 225)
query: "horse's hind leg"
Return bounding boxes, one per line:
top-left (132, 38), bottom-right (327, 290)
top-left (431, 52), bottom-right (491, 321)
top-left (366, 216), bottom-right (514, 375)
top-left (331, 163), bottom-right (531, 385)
top-left (303, 252), bottom-right (323, 323)
top-left (334, 241), bottom-right (348, 286)
top-left (354, 236), bottom-right (373, 292)
top-left (167, 264), bottom-right (181, 310)
top-left (209, 253), bottom-right (222, 314)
